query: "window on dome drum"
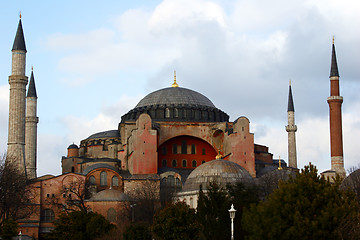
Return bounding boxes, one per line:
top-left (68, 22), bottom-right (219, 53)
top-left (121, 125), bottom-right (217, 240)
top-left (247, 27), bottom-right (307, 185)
top-left (89, 175), bottom-right (95, 185)
top-left (112, 176), bottom-right (119, 187)
top-left (174, 108), bottom-right (179, 118)
top-left (162, 147), bottom-right (167, 155)
top-left (192, 160), bottom-right (197, 168)
top-left (172, 159), bottom-right (177, 167)
top-left (181, 140), bottom-right (187, 154)
top-left (107, 208), bottom-right (116, 222)
top-left (191, 144), bottom-right (196, 154)
top-left (202, 148), bottom-right (206, 155)
top-left (41, 209), bottom-right (55, 222)
top-left (162, 159), bottom-right (167, 167)
top-left (182, 160), bottom-right (187, 167)
top-left (165, 108), bottom-right (170, 118)
top-left (100, 171), bottom-right (107, 186)
top-left (173, 144), bottom-right (178, 154)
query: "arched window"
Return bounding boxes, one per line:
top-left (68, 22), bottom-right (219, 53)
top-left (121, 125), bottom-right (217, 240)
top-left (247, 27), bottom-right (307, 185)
top-left (202, 160), bottom-right (206, 164)
top-left (112, 176), bottom-right (119, 187)
top-left (172, 159), bottom-right (177, 167)
top-left (162, 159), bottom-right (167, 167)
top-left (192, 160), bottom-right (197, 168)
top-left (41, 209), bottom-right (55, 222)
top-left (71, 166), bottom-right (75, 173)
top-left (89, 175), bottom-right (96, 185)
top-left (174, 108), bottom-right (179, 118)
top-left (107, 208), bottom-right (116, 222)
top-left (100, 171), bottom-right (107, 186)
top-left (182, 160), bottom-right (187, 168)
top-left (165, 108), bottom-right (170, 118)
top-left (202, 148), bottom-right (206, 155)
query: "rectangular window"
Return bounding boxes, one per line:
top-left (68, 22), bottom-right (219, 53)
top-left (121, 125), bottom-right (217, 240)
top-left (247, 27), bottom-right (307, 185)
top-left (162, 147), bottom-right (167, 155)
top-left (173, 144), bottom-right (178, 154)
top-left (191, 144), bottom-right (196, 154)
top-left (181, 141), bottom-right (187, 154)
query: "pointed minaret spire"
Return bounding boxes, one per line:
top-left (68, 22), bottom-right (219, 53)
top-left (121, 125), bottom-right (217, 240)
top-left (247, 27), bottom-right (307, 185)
top-left (286, 80), bottom-right (297, 168)
top-left (12, 16), bottom-right (27, 52)
top-left (327, 38), bottom-right (345, 177)
top-left (330, 36), bottom-right (339, 77)
top-left (287, 80), bottom-right (295, 112)
top-left (27, 67), bottom-right (37, 98)
top-left (25, 67), bottom-right (39, 179)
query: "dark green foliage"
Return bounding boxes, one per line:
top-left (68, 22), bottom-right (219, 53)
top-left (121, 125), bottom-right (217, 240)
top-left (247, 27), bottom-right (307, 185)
top-left (197, 181), bottom-right (259, 240)
top-left (45, 211), bottom-right (114, 240)
top-left (123, 222), bottom-right (152, 240)
top-left (197, 182), bottom-right (231, 240)
top-left (152, 201), bottom-right (201, 240)
top-left (242, 163), bottom-right (359, 240)
top-left (227, 182), bottom-right (260, 240)
top-left (0, 218), bottom-right (18, 240)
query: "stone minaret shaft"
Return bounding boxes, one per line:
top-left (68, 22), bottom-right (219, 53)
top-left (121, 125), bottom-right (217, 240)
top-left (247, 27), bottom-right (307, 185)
top-left (286, 82), bottom-right (297, 168)
top-left (7, 18), bottom-right (28, 174)
top-left (327, 41), bottom-right (345, 177)
top-left (25, 69), bottom-right (38, 179)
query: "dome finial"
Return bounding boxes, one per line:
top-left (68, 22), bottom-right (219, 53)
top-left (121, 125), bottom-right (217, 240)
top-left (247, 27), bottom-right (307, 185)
top-left (277, 156), bottom-right (283, 170)
top-left (215, 149), bottom-right (223, 159)
top-left (172, 70), bottom-right (179, 88)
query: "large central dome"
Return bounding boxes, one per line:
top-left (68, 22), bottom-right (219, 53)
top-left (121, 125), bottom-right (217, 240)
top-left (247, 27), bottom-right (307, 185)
top-left (135, 87), bottom-right (216, 108)
top-left (121, 86), bottom-right (229, 123)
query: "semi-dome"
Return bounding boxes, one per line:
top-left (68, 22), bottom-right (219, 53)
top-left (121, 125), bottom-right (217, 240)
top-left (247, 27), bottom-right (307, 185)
top-left (121, 87), bottom-right (229, 123)
top-left (89, 189), bottom-right (130, 202)
top-left (182, 159), bottom-right (254, 192)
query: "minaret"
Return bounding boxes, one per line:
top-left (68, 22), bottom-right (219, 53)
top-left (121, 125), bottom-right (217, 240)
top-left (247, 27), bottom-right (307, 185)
top-left (25, 67), bottom-right (38, 179)
top-left (7, 15), bottom-right (28, 174)
top-left (327, 38), bottom-right (346, 177)
top-left (286, 81), bottom-right (297, 168)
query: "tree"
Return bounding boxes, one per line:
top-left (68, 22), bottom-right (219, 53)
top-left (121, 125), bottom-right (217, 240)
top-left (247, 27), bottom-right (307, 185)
top-left (196, 181), bottom-right (259, 240)
top-left (0, 218), bottom-right (18, 240)
top-left (0, 154), bottom-right (34, 225)
top-left (242, 163), bottom-right (359, 240)
top-left (45, 211), bottom-right (114, 240)
top-left (197, 181), bottom-right (230, 240)
top-left (123, 222), bottom-right (152, 240)
top-left (127, 180), bottom-right (160, 224)
top-left (46, 176), bottom-right (89, 214)
top-left (152, 201), bottom-right (201, 240)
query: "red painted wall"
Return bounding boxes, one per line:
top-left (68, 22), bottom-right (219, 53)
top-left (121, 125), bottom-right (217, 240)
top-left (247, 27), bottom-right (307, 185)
top-left (158, 135), bottom-right (217, 169)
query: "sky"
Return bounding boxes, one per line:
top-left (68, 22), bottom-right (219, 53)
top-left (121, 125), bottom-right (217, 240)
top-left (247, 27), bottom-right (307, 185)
top-left (0, 0), bottom-right (359, 177)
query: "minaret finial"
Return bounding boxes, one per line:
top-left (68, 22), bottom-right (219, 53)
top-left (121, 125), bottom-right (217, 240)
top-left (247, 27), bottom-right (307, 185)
top-left (19, 11), bottom-right (22, 19)
top-left (289, 79), bottom-right (291, 86)
top-left (31, 65), bottom-right (33, 71)
top-left (332, 35), bottom-right (335, 44)
top-left (172, 70), bottom-right (179, 88)
top-left (278, 156), bottom-right (283, 170)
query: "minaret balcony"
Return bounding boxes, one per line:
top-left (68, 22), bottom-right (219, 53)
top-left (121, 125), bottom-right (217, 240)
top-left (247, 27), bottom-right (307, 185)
top-left (286, 125), bottom-right (297, 132)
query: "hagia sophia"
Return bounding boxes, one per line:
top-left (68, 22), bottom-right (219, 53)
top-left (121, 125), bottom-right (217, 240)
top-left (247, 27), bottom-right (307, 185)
top-left (4, 17), bottom-right (346, 239)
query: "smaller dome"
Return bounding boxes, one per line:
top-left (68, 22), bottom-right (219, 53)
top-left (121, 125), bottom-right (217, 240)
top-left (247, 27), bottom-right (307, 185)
top-left (182, 159), bottom-right (254, 192)
top-left (67, 143), bottom-right (79, 149)
top-left (89, 189), bottom-right (130, 202)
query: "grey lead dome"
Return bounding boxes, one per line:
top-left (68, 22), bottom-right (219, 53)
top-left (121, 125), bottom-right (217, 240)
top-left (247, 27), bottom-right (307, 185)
top-left (135, 87), bottom-right (216, 108)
